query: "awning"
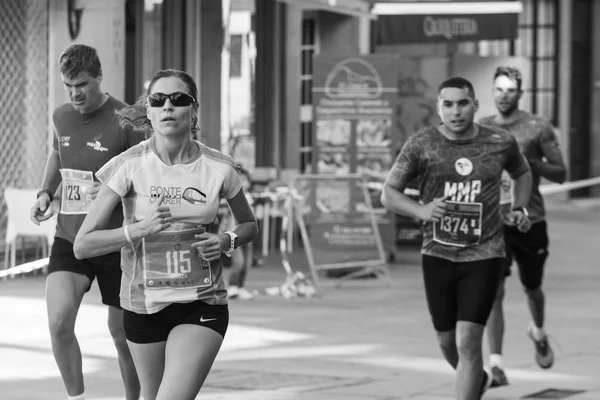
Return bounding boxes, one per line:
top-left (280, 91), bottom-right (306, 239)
top-left (372, 1), bottom-right (523, 45)
top-left (277, 0), bottom-right (376, 19)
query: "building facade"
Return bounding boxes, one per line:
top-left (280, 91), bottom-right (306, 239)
top-left (254, 0), bottom-right (600, 197)
top-left (2, 0), bottom-right (600, 236)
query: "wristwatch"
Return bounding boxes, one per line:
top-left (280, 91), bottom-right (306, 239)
top-left (512, 206), bottom-right (529, 217)
top-left (224, 231), bottom-right (239, 253)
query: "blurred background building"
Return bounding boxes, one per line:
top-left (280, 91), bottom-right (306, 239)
top-left (0, 0), bottom-right (598, 243)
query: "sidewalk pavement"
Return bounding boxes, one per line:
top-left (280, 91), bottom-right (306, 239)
top-left (0, 200), bottom-right (599, 400)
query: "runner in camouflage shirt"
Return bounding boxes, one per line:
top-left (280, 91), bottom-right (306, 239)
top-left (387, 124), bottom-right (528, 262)
top-left (480, 67), bottom-right (567, 386)
top-left (382, 77), bottom-right (532, 400)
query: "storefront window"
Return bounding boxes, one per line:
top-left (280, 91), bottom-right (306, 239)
top-left (300, 17), bottom-right (318, 172)
top-left (125, 0), bottom-right (164, 103)
top-left (459, 0), bottom-right (558, 123)
top-left (515, 0), bottom-right (557, 122)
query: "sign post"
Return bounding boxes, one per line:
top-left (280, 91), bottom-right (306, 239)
top-left (293, 173), bottom-right (390, 288)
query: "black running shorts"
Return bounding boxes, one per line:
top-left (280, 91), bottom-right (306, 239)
top-left (504, 220), bottom-right (549, 290)
top-left (422, 255), bottom-right (505, 332)
top-left (123, 300), bottom-right (229, 344)
top-left (48, 237), bottom-right (122, 308)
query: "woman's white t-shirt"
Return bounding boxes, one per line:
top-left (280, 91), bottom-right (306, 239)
top-left (96, 138), bottom-right (242, 314)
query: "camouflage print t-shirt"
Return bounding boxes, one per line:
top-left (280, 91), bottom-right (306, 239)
top-left (479, 111), bottom-right (562, 223)
top-left (385, 124), bottom-right (529, 262)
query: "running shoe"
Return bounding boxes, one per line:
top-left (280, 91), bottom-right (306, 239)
top-left (527, 323), bottom-right (554, 369)
top-left (478, 370), bottom-right (492, 399)
top-left (227, 285), bottom-right (240, 299)
top-left (236, 287), bottom-right (255, 300)
top-left (490, 365), bottom-right (509, 387)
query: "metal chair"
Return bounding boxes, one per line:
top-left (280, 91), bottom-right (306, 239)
top-left (3, 188), bottom-right (56, 278)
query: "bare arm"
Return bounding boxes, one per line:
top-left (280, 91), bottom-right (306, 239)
top-left (30, 150), bottom-right (62, 224)
top-left (41, 149), bottom-right (63, 194)
top-left (512, 169), bottom-right (532, 209)
top-left (73, 185), bottom-right (126, 259)
top-left (380, 135), bottom-right (446, 222)
top-left (74, 186), bottom-right (173, 259)
top-left (381, 184), bottom-right (424, 220)
top-left (528, 157), bottom-right (566, 184)
top-left (192, 189), bottom-right (258, 262)
top-left (381, 181), bottom-right (447, 222)
top-left (506, 169), bottom-right (533, 232)
top-left (529, 127), bottom-right (567, 183)
top-left (221, 188), bottom-right (259, 248)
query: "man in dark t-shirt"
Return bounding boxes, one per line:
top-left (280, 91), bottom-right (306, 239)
top-left (382, 77), bottom-right (532, 399)
top-left (30, 44), bottom-right (144, 400)
top-left (479, 66), bottom-right (567, 387)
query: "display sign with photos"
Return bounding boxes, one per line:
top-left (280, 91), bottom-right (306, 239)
top-left (310, 55), bottom-right (402, 252)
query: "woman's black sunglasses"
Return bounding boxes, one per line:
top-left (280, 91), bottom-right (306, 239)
top-left (147, 92), bottom-right (196, 107)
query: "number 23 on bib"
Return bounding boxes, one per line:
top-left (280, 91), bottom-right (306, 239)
top-left (60, 168), bottom-right (95, 214)
top-left (433, 201), bottom-right (482, 247)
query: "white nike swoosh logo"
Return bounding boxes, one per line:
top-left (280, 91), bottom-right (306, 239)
top-left (200, 317), bottom-right (217, 323)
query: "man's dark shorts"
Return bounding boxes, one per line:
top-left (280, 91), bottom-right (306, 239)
top-left (48, 237), bottom-right (122, 308)
top-left (422, 255), bottom-right (505, 332)
top-left (504, 220), bottom-right (549, 290)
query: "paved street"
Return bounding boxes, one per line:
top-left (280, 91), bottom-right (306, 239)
top-left (1, 200), bottom-right (599, 400)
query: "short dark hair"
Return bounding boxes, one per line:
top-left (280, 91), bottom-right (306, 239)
top-left (438, 77), bottom-right (476, 99)
top-left (493, 66), bottom-right (522, 91)
top-left (59, 44), bottom-right (102, 79)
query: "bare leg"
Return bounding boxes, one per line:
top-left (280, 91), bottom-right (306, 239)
top-left (240, 245), bottom-right (252, 286)
top-left (526, 287), bottom-right (545, 328)
top-left (46, 271), bottom-right (90, 397)
top-left (155, 325), bottom-right (223, 400)
top-left (456, 321), bottom-right (486, 400)
top-left (127, 340), bottom-right (166, 400)
top-left (227, 248), bottom-right (246, 288)
top-left (107, 306), bottom-right (140, 400)
top-left (487, 279), bottom-right (506, 355)
top-left (436, 329), bottom-right (459, 369)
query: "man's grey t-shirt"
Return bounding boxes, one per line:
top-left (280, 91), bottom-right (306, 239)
top-left (52, 95), bottom-right (146, 243)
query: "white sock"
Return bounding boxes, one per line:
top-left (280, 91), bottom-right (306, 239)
top-left (530, 322), bottom-right (546, 340)
top-left (489, 354), bottom-right (503, 368)
top-left (67, 394), bottom-right (85, 400)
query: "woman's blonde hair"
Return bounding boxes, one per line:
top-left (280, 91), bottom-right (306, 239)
top-left (115, 95), bottom-right (152, 138)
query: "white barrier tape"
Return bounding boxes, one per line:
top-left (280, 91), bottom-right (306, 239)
top-left (0, 257), bottom-right (49, 279)
top-left (366, 181), bottom-right (419, 197)
top-left (539, 176), bottom-right (600, 195)
top-left (367, 178), bottom-right (600, 197)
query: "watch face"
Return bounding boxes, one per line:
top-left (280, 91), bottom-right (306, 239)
top-left (233, 237), bottom-right (239, 248)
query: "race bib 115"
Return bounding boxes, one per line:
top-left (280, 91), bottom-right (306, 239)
top-left (142, 226), bottom-right (212, 289)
